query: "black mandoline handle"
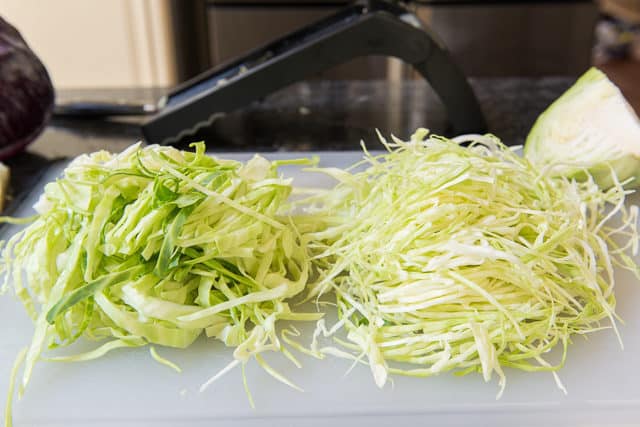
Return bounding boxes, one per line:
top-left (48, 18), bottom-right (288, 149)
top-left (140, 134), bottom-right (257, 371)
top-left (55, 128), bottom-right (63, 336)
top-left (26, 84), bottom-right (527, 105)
top-left (142, 0), bottom-right (486, 145)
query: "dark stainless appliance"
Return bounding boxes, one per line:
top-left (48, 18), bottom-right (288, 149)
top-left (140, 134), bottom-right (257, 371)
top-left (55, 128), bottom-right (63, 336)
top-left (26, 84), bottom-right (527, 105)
top-left (203, 0), bottom-right (598, 78)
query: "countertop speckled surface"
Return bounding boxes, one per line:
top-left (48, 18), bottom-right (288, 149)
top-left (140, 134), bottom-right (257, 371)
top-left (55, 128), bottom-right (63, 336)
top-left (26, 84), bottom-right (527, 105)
top-left (4, 78), bottom-right (572, 212)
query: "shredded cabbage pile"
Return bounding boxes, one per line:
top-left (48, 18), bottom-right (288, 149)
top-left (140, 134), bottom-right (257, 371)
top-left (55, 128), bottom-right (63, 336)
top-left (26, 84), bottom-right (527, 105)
top-left (296, 129), bottom-right (639, 395)
top-left (2, 129), bottom-right (639, 424)
top-left (1, 142), bottom-right (317, 409)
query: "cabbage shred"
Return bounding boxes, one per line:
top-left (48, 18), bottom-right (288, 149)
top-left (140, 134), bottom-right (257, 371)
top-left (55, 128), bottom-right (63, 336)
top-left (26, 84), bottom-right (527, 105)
top-left (296, 130), bottom-right (639, 394)
top-left (1, 142), bottom-right (315, 402)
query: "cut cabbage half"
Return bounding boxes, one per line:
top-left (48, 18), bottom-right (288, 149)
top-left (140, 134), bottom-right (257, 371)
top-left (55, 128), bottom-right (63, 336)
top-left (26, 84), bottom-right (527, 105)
top-left (525, 67), bottom-right (640, 189)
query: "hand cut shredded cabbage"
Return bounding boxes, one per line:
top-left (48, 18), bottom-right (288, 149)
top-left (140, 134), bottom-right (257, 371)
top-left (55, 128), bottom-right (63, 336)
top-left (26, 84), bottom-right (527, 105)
top-left (1, 142), bottom-right (318, 423)
top-left (295, 129), bottom-right (640, 395)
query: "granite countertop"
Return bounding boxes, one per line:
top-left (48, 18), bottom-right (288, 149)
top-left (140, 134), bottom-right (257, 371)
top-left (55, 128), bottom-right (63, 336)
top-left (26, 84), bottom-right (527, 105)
top-left (4, 77), bottom-right (572, 212)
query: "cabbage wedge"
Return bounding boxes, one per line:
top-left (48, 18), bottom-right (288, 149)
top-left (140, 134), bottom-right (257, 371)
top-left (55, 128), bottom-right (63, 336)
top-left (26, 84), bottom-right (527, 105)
top-left (525, 67), bottom-right (640, 190)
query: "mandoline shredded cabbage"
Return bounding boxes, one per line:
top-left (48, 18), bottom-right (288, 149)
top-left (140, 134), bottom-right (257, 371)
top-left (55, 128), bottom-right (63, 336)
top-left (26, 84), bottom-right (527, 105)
top-left (295, 129), bottom-right (640, 396)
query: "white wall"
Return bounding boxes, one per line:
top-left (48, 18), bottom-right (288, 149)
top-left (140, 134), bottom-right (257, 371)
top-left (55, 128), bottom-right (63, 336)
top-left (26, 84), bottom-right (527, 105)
top-left (0, 0), bottom-right (178, 88)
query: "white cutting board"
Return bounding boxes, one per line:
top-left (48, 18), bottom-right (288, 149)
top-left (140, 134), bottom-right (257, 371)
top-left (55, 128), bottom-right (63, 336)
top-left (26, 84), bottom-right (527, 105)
top-left (1, 151), bottom-right (640, 427)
